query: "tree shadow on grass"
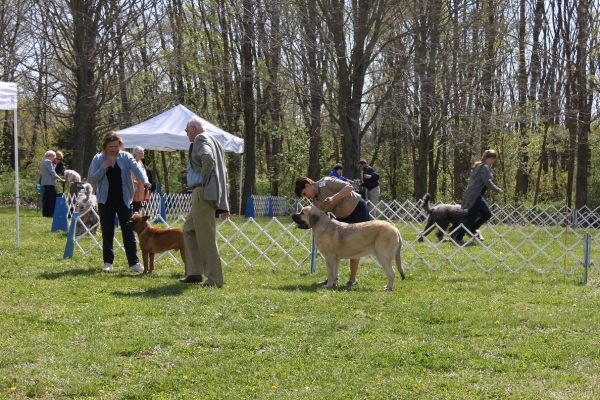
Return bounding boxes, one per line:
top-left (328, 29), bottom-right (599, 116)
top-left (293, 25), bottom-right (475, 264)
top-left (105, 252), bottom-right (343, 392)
top-left (39, 268), bottom-right (98, 280)
top-left (112, 282), bottom-right (191, 298)
top-left (275, 282), bottom-right (378, 293)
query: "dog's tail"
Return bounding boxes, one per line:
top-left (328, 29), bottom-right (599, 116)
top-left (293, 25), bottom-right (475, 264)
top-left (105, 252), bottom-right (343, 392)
top-left (396, 233), bottom-right (405, 280)
top-left (420, 193), bottom-right (432, 214)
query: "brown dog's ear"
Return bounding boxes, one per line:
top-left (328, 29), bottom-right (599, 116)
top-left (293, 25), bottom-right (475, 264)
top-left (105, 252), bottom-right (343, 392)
top-left (142, 215), bottom-right (151, 222)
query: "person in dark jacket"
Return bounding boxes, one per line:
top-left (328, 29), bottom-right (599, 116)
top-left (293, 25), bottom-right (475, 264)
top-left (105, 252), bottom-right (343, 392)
top-left (358, 159), bottom-right (380, 213)
top-left (451, 149), bottom-right (504, 245)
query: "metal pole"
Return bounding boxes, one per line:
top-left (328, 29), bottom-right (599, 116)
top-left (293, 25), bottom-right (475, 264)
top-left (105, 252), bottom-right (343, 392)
top-left (14, 109), bottom-right (19, 247)
top-left (583, 232), bottom-right (590, 285)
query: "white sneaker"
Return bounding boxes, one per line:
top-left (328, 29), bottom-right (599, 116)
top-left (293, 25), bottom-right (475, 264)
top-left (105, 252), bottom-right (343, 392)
top-left (130, 263), bottom-right (144, 272)
top-left (102, 263), bottom-right (113, 271)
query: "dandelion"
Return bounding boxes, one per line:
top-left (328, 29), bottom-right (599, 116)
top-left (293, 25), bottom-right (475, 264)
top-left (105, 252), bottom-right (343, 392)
top-left (269, 313), bottom-right (275, 318)
top-left (495, 320), bottom-right (499, 324)
top-left (271, 385), bottom-right (277, 389)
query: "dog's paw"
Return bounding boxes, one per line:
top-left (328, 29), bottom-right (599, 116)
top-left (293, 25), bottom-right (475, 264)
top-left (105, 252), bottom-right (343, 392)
top-left (383, 285), bottom-right (393, 291)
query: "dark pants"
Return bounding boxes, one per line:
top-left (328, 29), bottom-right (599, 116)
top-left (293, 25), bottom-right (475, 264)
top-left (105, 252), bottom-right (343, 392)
top-left (337, 198), bottom-right (370, 223)
top-left (98, 201), bottom-right (139, 266)
top-left (453, 196), bottom-right (492, 240)
top-left (42, 185), bottom-right (57, 217)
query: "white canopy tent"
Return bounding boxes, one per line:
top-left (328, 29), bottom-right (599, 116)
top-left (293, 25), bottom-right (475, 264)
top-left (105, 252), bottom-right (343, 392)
top-left (1, 82), bottom-right (19, 246)
top-left (117, 104), bottom-right (245, 213)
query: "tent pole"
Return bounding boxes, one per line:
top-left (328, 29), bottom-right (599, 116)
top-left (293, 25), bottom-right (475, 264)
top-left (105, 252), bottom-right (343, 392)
top-left (14, 109), bottom-right (19, 247)
top-left (239, 154), bottom-right (244, 215)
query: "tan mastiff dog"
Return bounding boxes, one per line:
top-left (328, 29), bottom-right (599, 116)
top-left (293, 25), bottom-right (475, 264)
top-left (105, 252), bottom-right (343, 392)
top-left (291, 205), bottom-right (405, 290)
top-left (126, 215), bottom-right (186, 274)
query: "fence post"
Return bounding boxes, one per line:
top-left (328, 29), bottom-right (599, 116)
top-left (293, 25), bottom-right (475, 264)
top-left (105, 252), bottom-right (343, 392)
top-left (63, 212), bottom-right (78, 259)
top-left (583, 232), bottom-right (590, 284)
top-left (160, 194), bottom-right (167, 221)
top-left (51, 196), bottom-right (68, 232)
top-left (310, 233), bottom-right (317, 274)
top-left (245, 196), bottom-right (255, 218)
top-left (265, 197), bottom-right (274, 217)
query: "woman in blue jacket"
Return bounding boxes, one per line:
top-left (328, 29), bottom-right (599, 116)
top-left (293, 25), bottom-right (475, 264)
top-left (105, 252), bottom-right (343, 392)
top-left (89, 132), bottom-right (150, 272)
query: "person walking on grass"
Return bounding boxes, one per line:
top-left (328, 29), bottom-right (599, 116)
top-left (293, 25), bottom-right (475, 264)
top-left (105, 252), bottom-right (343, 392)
top-left (451, 149), bottom-right (504, 246)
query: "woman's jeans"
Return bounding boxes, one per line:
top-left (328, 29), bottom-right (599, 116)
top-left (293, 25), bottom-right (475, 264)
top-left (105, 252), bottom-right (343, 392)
top-left (453, 195), bottom-right (492, 241)
top-left (98, 201), bottom-right (139, 266)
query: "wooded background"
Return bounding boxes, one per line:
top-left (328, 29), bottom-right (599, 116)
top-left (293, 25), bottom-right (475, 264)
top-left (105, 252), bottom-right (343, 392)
top-left (1, 0), bottom-right (598, 213)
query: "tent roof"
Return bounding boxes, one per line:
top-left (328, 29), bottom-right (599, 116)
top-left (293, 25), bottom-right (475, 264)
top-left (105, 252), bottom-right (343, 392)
top-left (117, 104), bottom-right (244, 154)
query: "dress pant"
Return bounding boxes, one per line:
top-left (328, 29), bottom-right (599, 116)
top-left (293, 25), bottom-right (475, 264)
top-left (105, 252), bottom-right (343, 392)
top-left (98, 200), bottom-right (139, 266)
top-left (42, 185), bottom-right (57, 217)
top-left (453, 195), bottom-right (492, 240)
top-left (183, 187), bottom-right (223, 286)
top-left (367, 186), bottom-right (380, 216)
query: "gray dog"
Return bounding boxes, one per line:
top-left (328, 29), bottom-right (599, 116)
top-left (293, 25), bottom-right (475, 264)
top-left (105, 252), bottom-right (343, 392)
top-left (417, 193), bottom-right (484, 242)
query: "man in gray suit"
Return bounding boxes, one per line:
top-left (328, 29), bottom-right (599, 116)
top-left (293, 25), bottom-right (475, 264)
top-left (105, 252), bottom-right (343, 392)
top-left (179, 117), bottom-right (230, 287)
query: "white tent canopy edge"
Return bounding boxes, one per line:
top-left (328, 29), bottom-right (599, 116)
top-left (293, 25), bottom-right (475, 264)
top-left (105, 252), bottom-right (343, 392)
top-left (0, 82), bottom-right (19, 246)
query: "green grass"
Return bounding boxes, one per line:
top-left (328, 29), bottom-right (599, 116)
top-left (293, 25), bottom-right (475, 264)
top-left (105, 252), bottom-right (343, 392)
top-left (1, 206), bottom-right (600, 399)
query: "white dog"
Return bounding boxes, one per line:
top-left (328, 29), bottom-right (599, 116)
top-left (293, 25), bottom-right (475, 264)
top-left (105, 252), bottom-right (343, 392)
top-left (75, 183), bottom-right (99, 236)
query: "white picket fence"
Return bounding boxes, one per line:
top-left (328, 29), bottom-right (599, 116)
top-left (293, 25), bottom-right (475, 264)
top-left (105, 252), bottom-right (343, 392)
top-left (63, 192), bottom-right (600, 279)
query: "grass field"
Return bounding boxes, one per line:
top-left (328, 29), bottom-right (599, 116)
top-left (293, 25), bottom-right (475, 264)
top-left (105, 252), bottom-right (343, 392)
top-left (1, 206), bottom-right (600, 399)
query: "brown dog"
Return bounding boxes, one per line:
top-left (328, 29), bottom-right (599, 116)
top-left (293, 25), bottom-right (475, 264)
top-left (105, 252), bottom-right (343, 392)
top-left (126, 214), bottom-right (186, 274)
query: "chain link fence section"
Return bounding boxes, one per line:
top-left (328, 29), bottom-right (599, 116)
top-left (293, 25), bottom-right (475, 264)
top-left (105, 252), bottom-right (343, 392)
top-left (63, 193), bottom-right (599, 277)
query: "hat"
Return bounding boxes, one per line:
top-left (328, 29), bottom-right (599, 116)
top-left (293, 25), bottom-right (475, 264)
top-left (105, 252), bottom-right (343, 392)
top-left (133, 146), bottom-right (144, 154)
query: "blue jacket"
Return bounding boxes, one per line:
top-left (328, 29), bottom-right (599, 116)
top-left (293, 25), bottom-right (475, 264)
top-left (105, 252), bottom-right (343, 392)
top-left (89, 151), bottom-right (148, 206)
top-left (328, 170), bottom-right (349, 182)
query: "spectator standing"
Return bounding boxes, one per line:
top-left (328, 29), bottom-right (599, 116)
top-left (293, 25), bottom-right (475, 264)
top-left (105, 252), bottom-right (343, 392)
top-left (53, 150), bottom-right (66, 193)
top-left (179, 117), bottom-right (230, 287)
top-left (328, 163), bottom-right (350, 182)
top-left (358, 159), bottom-right (380, 213)
top-left (451, 149), bottom-right (504, 245)
top-left (40, 150), bottom-right (66, 217)
top-left (131, 146), bottom-right (147, 213)
top-left (53, 151), bottom-right (66, 176)
top-left (89, 132), bottom-right (150, 272)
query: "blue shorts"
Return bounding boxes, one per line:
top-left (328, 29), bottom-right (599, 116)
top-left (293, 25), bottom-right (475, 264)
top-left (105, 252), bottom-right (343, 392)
top-left (336, 198), bottom-right (370, 224)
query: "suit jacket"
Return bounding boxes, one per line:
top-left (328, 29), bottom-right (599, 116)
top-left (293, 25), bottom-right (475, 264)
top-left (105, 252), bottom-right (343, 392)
top-left (461, 163), bottom-right (501, 210)
top-left (190, 133), bottom-right (230, 214)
